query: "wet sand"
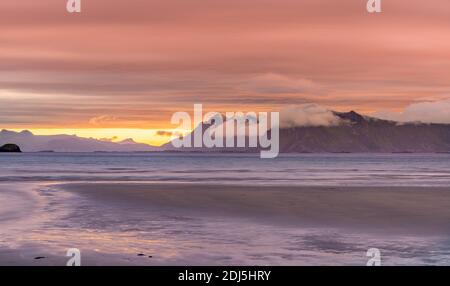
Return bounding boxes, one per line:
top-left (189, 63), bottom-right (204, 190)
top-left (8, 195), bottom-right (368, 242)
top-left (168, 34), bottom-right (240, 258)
top-left (1, 182), bottom-right (450, 265)
top-left (62, 183), bottom-right (450, 235)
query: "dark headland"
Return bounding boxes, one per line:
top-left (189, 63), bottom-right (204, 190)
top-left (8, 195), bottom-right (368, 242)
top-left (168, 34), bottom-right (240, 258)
top-left (0, 144), bottom-right (22, 153)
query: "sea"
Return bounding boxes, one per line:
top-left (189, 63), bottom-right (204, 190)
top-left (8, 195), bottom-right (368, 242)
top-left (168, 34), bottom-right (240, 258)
top-left (1, 152), bottom-right (449, 186)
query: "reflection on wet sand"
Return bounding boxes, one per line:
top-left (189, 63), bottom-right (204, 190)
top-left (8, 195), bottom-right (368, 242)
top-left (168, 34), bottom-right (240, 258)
top-left (1, 182), bottom-right (450, 265)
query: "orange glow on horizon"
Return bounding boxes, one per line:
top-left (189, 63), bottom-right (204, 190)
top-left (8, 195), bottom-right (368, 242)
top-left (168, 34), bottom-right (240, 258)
top-left (9, 128), bottom-right (190, 147)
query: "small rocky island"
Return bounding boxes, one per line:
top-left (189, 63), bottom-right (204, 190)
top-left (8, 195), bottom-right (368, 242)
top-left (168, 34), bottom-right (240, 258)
top-left (0, 144), bottom-right (22, 152)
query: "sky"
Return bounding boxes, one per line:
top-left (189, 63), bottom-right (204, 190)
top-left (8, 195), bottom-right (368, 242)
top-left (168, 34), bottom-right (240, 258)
top-left (1, 0), bottom-right (450, 145)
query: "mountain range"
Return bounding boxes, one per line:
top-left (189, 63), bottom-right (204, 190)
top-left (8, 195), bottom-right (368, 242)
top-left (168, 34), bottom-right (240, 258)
top-left (2, 111), bottom-right (450, 153)
top-left (0, 129), bottom-right (157, 152)
top-left (163, 111), bottom-right (450, 153)
top-left (277, 111), bottom-right (450, 153)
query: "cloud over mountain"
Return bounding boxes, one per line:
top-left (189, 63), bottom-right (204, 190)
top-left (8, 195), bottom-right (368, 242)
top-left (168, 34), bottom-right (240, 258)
top-left (279, 104), bottom-right (342, 128)
top-left (374, 99), bottom-right (450, 124)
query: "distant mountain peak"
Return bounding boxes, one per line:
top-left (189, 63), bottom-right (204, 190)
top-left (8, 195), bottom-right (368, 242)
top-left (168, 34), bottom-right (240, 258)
top-left (118, 138), bottom-right (137, 144)
top-left (334, 110), bottom-right (366, 124)
top-left (0, 129), bottom-right (34, 136)
top-left (0, 129), bottom-right (18, 135)
top-left (19, 130), bottom-right (33, 136)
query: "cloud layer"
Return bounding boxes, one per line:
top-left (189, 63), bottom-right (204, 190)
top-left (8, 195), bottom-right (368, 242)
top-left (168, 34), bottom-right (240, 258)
top-left (1, 0), bottom-right (450, 129)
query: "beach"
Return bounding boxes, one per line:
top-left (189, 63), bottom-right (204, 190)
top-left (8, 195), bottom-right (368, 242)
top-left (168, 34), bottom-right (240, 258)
top-left (1, 153), bottom-right (450, 265)
top-left (1, 181), bottom-right (450, 265)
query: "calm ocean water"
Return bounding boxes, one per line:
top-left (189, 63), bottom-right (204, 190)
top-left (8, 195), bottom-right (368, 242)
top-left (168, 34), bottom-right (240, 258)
top-left (1, 152), bottom-right (449, 186)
